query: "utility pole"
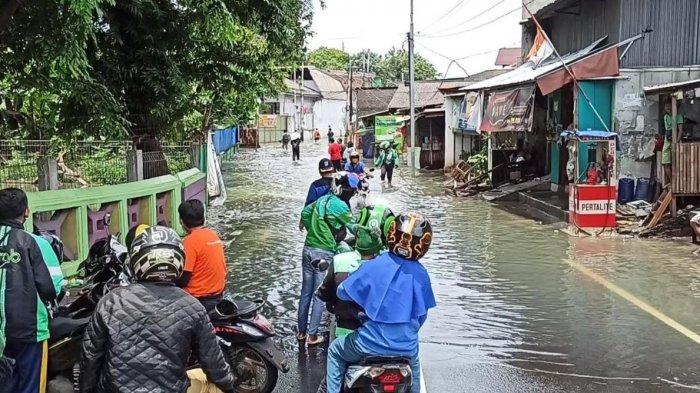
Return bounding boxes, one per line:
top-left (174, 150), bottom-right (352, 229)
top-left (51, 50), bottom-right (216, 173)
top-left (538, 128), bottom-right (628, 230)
top-left (409, 0), bottom-right (417, 176)
top-left (292, 66), bottom-right (297, 135)
top-left (299, 64), bottom-right (305, 141)
top-left (349, 60), bottom-right (354, 137)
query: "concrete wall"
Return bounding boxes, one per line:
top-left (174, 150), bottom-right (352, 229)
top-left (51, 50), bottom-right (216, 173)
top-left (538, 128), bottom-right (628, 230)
top-left (614, 68), bottom-right (700, 179)
top-left (313, 99), bottom-right (346, 135)
top-left (444, 96), bottom-right (459, 168)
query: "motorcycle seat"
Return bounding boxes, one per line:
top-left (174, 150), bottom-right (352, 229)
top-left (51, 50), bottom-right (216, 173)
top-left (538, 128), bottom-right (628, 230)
top-left (210, 298), bottom-right (262, 320)
top-left (360, 356), bottom-right (411, 366)
top-left (49, 316), bottom-right (90, 341)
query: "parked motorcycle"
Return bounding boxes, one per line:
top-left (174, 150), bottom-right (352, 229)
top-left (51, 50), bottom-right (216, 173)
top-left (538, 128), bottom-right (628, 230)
top-left (311, 259), bottom-right (414, 393)
top-left (46, 232), bottom-right (287, 393)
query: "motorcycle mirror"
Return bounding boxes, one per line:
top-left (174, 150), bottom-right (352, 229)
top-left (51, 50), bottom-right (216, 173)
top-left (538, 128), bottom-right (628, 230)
top-left (104, 213), bottom-right (112, 226)
top-left (368, 167), bottom-right (376, 172)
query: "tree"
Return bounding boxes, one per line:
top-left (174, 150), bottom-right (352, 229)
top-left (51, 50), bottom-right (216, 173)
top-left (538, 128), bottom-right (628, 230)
top-left (307, 47), bottom-right (350, 70)
top-left (0, 0), bottom-right (317, 141)
top-left (374, 48), bottom-right (438, 87)
top-left (350, 50), bottom-right (383, 73)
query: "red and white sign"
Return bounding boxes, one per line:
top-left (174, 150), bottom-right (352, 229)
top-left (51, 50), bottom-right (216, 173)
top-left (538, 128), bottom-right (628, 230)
top-left (569, 185), bottom-right (617, 229)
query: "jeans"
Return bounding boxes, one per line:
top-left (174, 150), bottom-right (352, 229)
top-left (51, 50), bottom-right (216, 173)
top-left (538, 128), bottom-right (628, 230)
top-left (292, 146), bottom-right (301, 161)
top-left (298, 246), bottom-right (333, 335)
top-left (326, 334), bottom-right (421, 393)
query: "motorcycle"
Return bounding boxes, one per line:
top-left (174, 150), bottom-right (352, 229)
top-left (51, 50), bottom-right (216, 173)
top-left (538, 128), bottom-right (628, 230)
top-left (311, 259), bottom-right (413, 393)
top-left (46, 232), bottom-right (287, 393)
top-left (207, 299), bottom-right (289, 393)
top-left (48, 232), bottom-right (131, 392)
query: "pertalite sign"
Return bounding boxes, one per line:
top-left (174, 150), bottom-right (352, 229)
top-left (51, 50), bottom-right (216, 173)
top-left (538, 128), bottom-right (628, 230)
top-left (575, 200), bottom-right (616, 215)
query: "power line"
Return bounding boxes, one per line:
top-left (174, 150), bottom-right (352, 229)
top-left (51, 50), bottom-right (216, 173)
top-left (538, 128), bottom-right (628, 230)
top-left (419, 0), bottom-right (509, 37)
top-left (419, 4), bottom-right (522, 39)
top-left (417, 0), bottom-right (473, 34)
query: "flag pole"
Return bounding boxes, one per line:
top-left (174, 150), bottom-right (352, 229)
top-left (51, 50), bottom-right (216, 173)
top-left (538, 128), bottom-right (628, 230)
top-left (524, 4), bottom-right (610, 132)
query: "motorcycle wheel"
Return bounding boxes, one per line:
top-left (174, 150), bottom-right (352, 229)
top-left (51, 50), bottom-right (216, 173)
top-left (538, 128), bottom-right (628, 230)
top-left (225, 345), bottom-right (278, 393)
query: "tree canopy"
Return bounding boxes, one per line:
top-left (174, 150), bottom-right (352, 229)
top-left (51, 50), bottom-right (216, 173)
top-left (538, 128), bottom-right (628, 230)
top-left (307, 47), bottom-right (351, 71)
top-left (306, 47), bottom-right (438, 87)
top-left (0, 0), bottom-right (316, 141)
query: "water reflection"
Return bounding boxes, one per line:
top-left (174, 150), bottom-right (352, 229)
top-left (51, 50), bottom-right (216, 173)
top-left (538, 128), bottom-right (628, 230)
top-left (211, 143), bottom-right (700, 391)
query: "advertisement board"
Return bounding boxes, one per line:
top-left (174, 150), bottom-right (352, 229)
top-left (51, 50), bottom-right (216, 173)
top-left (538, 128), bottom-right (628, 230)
top-left (480, 86), bottom-right (535, 133)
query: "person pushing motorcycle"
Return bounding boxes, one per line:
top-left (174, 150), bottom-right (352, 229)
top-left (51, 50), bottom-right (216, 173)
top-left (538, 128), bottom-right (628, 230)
top-left (325, 212), bottom-right (436, 393)
top-left (79, 226), bottom-right (235, 393)
top-left (298, 172), bottom-right (361, 346)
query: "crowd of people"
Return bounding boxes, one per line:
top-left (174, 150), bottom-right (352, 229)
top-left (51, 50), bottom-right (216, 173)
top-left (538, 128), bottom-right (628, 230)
top-left (299, 158), bottom-right (435, 392)
top-left (0, 132), bottom-right (427, 393)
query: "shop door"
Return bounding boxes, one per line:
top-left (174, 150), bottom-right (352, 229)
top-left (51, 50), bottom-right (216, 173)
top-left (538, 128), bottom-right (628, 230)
top-left (577, 80), bottom-right (613, 131)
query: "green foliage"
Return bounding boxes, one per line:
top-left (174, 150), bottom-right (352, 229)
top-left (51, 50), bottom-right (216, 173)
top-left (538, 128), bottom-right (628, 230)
top-left (77, 150), bottom-right (126, 185)
top-left (166, 154), bottom-right (192, 174)
top-left (374, 48), bottom-right (438, 87)
top-left (0, 0), bottom-right (316, 142)
top-left (308, 47), bottom-right (351, 70)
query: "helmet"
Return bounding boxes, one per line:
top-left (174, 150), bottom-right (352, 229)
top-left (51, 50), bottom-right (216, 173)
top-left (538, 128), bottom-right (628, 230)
top-left (386, 212), bottom-right (433, 261)
top-left (350, 152), bottom-right (360, 161)
top-left (318, 158), bottom-right (334, 173)
top-left (39, 231), bottom-right (65, 262)
top-left (331, 172), bottom-right (361, 202)
top-left (355, 225), bottom-right (383, 256)
top-left (380, 141), bottom-right (391, 150)
top-left (129, 226), bottom-right (185, 282)
top-left (357, 205), bottom-right (395, 242)
top-left (125, 224), bottom-right (150, 251)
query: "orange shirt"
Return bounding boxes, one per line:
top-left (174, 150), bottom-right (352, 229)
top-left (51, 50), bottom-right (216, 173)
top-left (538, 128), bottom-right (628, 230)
top-left (182, 227), bottom-right (227, 298)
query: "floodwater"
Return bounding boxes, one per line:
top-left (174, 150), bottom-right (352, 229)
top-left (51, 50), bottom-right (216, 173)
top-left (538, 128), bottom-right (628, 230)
top-left (209, 142), bottom-right (700, 393)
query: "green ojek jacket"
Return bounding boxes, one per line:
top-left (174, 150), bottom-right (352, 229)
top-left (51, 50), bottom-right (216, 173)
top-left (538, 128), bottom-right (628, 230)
top-left (301, 194), bottom-right (355, 252)
top-left (0, 221), bottom-right (63, 344)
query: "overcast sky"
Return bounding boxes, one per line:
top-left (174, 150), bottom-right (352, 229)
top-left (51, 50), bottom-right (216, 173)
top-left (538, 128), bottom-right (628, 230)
top-left (308, 0), bottom-right (524, 78)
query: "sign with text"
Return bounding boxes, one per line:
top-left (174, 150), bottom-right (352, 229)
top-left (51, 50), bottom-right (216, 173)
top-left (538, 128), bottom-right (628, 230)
top-left (481, 86), bottom-right (535, 133)
top-left (375, 116), bottom-right (406, 149)
top-left (259, 115), bottom-right (278, 128)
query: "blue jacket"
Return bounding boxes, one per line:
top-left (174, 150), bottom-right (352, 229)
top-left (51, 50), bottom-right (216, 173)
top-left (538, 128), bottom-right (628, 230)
top-left (344, 162), bottom-right (366, 175)
top-left (304, 177), bottom-right (333, 206)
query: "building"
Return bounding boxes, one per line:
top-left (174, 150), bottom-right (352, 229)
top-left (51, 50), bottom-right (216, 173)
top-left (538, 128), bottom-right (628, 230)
top-left (260, 67), bottom-right (348, 142)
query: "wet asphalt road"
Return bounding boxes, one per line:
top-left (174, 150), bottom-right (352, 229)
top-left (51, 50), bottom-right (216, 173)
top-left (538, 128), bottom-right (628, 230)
top-left (208, 142), bottom-right (700, 393)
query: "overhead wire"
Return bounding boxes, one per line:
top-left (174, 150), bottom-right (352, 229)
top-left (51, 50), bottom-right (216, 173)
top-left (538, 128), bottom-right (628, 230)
top-left (418, 0), bottom-right (510, 37)
top-left (417, 0), bottom-right (474, 34)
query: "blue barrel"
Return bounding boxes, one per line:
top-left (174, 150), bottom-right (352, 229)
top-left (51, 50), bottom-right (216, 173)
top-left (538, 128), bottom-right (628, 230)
top-left (635, 178), bottom-right (651, 202)
top-left (618, 178), bottom-right (635, 204)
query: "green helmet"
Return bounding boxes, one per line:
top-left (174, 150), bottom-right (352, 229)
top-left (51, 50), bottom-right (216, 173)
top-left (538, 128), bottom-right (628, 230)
top-left (355, 225), bottom-right (383, 257)
top-left (357, 204), bottom-right (396, 244)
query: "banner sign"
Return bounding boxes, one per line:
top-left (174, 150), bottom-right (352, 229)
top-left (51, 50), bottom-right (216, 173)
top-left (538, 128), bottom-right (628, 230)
top-left (375, 116), bottom-right (405, 149)
top-left (259, 115), bottom-right (278, 128)
top-left (480, 86), bottom-right (535, 133)
top-left (457, 92), bottom-right (483, 134)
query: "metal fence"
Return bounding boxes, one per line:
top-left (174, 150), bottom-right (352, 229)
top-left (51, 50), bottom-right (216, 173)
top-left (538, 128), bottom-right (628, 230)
top-left (0, 140), bottom-right (195, 191)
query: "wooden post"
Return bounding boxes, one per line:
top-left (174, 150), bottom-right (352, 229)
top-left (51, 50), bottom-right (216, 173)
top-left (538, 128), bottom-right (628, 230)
top-left (671, 96), bottom-right (678, 217)
top-left (126, 149), bottom-right (144, 182)
top-left (37, 157), bottom-right (59, 191)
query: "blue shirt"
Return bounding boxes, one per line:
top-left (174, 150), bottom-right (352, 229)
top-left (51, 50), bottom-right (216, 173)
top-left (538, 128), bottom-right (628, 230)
top-left (346, 317), bottom-right (426, 357)
top-left (344, 161), bottom-right (365, 175)
top-left (304, 177), bottom-right (333, 206)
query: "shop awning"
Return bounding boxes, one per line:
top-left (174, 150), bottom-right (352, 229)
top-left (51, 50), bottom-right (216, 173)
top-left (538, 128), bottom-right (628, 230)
top-left (462, 36), bottom-right (628, 96)
top-left (644, 79), bottom-right (700, 95)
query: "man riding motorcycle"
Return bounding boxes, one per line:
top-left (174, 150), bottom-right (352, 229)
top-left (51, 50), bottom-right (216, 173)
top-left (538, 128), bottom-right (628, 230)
top-left (298, 173), bottom-right (361, 345)
top-left (317, 205), bottom-right (395, 338)
top-left (325, 212), bottom-right (436, 393)
top-left (79, 226), bottom-right (235, 393)
top-left (344, 152), bottom-right (368, 177)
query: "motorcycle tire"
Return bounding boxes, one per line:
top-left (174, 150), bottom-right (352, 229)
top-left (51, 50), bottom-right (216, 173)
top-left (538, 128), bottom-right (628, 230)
top-left (224, 345), bottom-right (278, 393)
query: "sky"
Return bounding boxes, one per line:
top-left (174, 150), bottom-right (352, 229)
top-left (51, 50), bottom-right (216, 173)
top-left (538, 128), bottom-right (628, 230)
top-left (308, 0), bottom-right (524, 78)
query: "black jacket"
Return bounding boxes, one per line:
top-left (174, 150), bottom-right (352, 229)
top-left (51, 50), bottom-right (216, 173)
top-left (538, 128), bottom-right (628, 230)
top-left (79, 282), bottom-right (236, 393)
top-left (0, 220), bottom-right (59, 343)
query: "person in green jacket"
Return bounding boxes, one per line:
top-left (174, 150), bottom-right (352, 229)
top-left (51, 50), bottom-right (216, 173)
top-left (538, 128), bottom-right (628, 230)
top-left (375, 141), bottom-right (400, 187)
top-left (0, 187), bottom-right (63, 393)
top-left (297, 173), bottom-right (360, 346)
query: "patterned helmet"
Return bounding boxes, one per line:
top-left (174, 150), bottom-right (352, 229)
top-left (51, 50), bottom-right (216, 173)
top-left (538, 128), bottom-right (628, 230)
top-left (386, 212), bottom-right (433, 261)
top-left (129, 226), bottom-right (185, 282)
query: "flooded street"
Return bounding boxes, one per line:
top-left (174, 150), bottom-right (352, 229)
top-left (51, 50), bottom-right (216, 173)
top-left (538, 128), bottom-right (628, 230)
top-left (209, 142), bottom-right (700, 392)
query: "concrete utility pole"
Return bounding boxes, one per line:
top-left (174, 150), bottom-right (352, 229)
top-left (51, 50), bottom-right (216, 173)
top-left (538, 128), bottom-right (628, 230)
top-left (409, 0), bottom-right (417, 176)
top-left (299, 64), bottom-right (305, 140)
top-left (349, 60), bottom-right (354, 136)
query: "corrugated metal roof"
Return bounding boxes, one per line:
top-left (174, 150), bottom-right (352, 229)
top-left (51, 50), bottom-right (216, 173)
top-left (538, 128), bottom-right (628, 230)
top-left (357, 88), bottom-right (396, 118)
top-left (644, 79), bottom-right (700, 94)
top-left (461, 37), bottom-right (606, 92)
top-left (308, 68), bottom-right (346, 101)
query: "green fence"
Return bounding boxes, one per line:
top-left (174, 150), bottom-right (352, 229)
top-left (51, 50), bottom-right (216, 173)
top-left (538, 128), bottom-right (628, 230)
top-left (26, 168), bottom-right (206, 277)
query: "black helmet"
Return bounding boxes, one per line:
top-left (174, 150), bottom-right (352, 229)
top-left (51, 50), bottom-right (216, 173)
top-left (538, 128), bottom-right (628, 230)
top-left (39, 231), bottom-right (64, 262)
top-left (357, 204), bottom-right (395, 243)
top-left (129, 226), bottom-right (185, 282)
top-left (125, 224), bottom-right (150, 251)
top-left (387, 212), bottom-right (433, 261)
top-left (331, 172), bottom-right (361, 202)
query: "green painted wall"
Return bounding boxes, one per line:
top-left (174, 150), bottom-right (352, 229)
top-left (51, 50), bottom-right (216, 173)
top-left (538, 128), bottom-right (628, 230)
top-left (26, 169), bottom-right (206, 277)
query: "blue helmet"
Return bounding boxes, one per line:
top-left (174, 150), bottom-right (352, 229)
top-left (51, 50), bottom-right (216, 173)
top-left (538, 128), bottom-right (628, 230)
top-left (331, 172), bottom-right (361, 202)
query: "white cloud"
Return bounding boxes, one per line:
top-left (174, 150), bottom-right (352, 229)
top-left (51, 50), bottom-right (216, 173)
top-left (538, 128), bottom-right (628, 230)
top-left (308, 0), bottom-right (523, 77)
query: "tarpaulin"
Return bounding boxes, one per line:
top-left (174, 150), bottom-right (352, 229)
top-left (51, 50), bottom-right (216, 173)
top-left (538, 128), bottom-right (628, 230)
top-left (537, 46), bottom-right (619, 96)
top-left (481, 86), bottom-right (535, 133)
top-left (457, 92), bottom-right (483, 135)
